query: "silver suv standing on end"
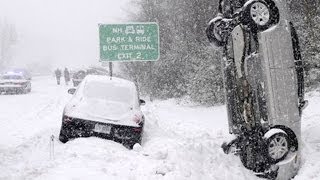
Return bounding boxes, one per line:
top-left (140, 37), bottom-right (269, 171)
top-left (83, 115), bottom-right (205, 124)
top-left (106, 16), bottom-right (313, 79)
top-left (206, 0), bottom-right (307, 179)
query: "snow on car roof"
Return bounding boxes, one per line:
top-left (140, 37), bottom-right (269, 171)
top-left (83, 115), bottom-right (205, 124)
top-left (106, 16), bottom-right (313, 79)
top-left (3, 72), bottom-right (24, 76)
top-left (78, 75), bottom-right (138, 106)
top-left (83, 75), bottom-right (135, 87)
top-left (1, 73), bottom-right (25, 80)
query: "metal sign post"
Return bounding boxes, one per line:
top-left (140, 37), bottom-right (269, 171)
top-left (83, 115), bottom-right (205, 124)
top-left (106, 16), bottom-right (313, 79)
top-left (49, 135), bottom-right (54, 160)
top-left (109, 62), bottom-right (113, 79)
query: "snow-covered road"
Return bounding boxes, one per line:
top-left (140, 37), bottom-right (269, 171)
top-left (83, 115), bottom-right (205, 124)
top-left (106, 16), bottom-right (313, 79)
top-left (0, 76), bottom-right (69, 148)
top-left (0, 76), bottom-right (319, 180)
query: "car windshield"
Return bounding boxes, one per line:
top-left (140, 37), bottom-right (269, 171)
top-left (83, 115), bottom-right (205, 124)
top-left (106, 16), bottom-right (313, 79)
top-left (1, 75), bottom-right (23, 80)
top-left (83, 81), bottom-right (134, 105)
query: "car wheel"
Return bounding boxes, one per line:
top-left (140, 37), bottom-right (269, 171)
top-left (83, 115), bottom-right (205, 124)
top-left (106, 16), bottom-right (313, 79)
top-left (266, 132), bottom-right (290, 163)
top-left (206, 17), bottom-right (226, 47)
top-left (28, 84), bottom-right (32, 93)
top-left (23, 88), bottom-right (28, 94)
top-left (242, 0), bottom-right (279, 31)
top-left (124, 134), bottom-right (142, 149)
top-left (20, 88), bottom-right (27, 94)
top-left (126, 142), bottom-right (137, 149)
top-left (59, 132), bottom-right (69, 143)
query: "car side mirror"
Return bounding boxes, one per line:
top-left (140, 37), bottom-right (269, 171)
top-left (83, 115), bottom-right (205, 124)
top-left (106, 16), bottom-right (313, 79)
top-left (139, 99), bottom-right (146, 106)
top-left (68, 88), bottom-right (76, 95)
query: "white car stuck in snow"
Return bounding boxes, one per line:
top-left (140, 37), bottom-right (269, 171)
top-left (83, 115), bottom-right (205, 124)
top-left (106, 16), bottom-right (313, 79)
top-left (59, 75), bottom-right (146, 148)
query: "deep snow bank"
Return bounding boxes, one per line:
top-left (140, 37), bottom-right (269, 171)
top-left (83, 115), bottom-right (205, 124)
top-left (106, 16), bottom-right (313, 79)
top-left (0, 76), bottom-right (319, 179)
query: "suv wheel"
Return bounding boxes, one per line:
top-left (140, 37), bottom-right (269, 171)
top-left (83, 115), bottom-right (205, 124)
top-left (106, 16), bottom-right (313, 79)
top-left (266, 132), bottom-right (290, 163)
top-left (242, 0), bottom-right (279, 31)
top-left (206, 17), bottom-right (226, 47)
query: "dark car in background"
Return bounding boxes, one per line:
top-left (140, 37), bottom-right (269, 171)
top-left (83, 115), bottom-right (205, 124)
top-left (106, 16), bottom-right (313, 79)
top-left (59, 75), bottom-right (146, 148)
top-left (72, 66), bottom-right (108, 87)
top-left (0, 72), bottom-right (32, 94)
top-left (72, 70), bottom-right (86, 87)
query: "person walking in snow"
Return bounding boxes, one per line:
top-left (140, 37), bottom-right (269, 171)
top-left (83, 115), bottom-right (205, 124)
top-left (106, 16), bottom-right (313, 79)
top-left (64, 67), bottom-right (70, 85)
top-left (55, 68), bottom-right (62, 85)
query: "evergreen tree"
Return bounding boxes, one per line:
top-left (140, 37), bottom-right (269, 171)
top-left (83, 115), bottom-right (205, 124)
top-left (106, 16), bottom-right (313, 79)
top-left (121, 0), bottom-right (320, 104)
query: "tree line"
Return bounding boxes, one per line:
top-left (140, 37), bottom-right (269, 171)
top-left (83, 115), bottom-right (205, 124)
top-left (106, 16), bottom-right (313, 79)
top-left (120, 0), bottom-right (320, 105)
top-left (0, 20), bottom-right (17, 70)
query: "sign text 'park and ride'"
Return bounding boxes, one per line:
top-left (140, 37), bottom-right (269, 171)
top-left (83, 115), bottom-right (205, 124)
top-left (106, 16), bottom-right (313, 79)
top-left (99, 23), bottom-right (159, 62)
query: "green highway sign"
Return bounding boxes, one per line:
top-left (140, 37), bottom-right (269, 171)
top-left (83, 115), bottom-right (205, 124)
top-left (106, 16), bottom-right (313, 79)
top-left (99, 23), bottom-right (159, 62)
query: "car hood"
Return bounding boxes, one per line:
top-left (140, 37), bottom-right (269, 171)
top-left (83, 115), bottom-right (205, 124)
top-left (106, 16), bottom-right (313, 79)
top-left (64, 98), bottom-right (140, 127)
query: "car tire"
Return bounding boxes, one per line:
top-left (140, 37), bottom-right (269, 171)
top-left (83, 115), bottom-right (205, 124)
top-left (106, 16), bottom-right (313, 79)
top-left (23, 88), bottom-right (29, 94)
top-left (127, 142), bottom-right (137, 149)
top-left (266, 132), bottom-right (290, 163)
top-left (20, 88), bottom-right (27, 94)
top-left (28, 84), bottom-right (32, 93)
top-left (59, 132), bottom-right (69, 143)
top-left (124, 134), bottom-right (142, 149)
top-left (242, 0), bottom-right (279, 31)
top-left (206, 17), bottom-right (226, 47)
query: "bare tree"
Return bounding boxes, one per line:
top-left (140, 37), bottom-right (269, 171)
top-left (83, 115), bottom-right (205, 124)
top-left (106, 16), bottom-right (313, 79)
top-left (0, 20), bottom-right (17, 69)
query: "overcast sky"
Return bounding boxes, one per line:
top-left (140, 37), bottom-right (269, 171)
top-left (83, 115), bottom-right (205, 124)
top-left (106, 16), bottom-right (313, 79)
top-left (0, 0), bottom-right (130, 69)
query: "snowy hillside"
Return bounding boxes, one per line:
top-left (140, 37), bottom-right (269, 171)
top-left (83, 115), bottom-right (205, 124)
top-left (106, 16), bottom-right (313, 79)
top-left (0, 76), bottom-right (319, 180)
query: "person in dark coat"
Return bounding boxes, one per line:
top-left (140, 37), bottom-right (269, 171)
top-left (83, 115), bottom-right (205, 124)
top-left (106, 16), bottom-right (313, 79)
top-left (55, 68), bottom-right (62, 85)
top-left (64, 68), bottom-right (70, 85)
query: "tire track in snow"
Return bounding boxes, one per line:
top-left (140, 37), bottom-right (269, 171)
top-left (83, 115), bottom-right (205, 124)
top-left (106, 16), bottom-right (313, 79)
top-left (0, 76), bottom-right (72, 179)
